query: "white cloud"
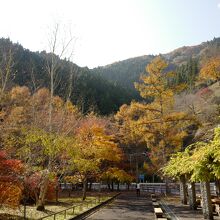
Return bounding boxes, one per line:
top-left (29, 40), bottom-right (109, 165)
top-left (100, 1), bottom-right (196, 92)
top-left (218, 2), bottom-right (220, 8)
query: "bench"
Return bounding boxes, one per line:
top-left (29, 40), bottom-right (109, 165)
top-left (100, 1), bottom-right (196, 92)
top-left (214, 203), bottom-right (220, 215)
top-left (154, 207), bottom-right (163, 218)
top-left (152, 202), bottom-right (159, 207)
top-left (151, 193), bottom-right (156, 198)
top-left (211, 198), bottom-right (220, 214)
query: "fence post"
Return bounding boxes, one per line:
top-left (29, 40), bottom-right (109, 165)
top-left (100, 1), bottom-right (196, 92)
top-left (64, 210), bottom-right (66, 219)
top-left (23, 203), bottom-right (26, 220)
top-left (72, 206), bottom-right (75, 214)
top-left (79, 204), bottom-right (82, 212)
top-left (54, 213), bottom-right (56, 220)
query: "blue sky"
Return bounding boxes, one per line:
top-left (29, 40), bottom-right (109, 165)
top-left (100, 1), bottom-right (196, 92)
top-left (0, 0), bottom-right (219, 68)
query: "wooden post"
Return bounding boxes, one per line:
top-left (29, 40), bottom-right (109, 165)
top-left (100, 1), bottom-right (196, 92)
top-left (200, 181), bottom-right (213, 220)
top-left (24, 202), bottom-right (26, 220)
top-left (55, 184), bottom-right (59, 203)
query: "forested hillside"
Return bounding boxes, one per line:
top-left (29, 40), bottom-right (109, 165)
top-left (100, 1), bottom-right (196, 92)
top-left (0, 37), bottom-right (220, 115)
top-left (93, 55), bottom-right (155, 99)
top-left (93, 37), bottom-right (220, 93)
top-left (0, 38), bottom-right (132, 115)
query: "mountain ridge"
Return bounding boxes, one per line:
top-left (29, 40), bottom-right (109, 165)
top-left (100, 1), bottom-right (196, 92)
top-left (92, 37), bottom-right (220, 92)
top-left (0, 37), bottom-right (219, 115)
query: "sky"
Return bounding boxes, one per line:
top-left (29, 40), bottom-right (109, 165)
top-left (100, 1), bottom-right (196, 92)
top-left (0, 0), bottom-right (220, 68)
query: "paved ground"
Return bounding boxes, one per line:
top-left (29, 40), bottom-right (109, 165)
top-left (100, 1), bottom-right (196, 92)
top-left (86, 191), bottom-right (155, 220)
top-left (84, 192), bottom-right (220, 220)
top-left (161, 196), bottom-right (220, 220)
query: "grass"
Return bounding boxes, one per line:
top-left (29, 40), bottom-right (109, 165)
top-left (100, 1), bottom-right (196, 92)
top-left (0, 191), bottom-right (116, 220)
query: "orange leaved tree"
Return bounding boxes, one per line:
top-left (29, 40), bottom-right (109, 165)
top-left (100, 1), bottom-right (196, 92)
top-left (67, 116), bottom-right (122, 200)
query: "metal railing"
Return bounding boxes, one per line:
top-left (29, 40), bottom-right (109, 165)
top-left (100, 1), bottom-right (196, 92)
top-left (39, 196), bottom-right (103, 220)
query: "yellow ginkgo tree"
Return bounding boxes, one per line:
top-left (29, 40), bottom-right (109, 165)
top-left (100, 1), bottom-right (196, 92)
top-left (164, 127), bottom-right (220, 219)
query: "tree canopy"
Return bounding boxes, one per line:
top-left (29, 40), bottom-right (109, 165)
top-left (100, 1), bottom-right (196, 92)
top-left (164, 127), bottom-right (220, 182)
top-left (116, 57), bottom-right (194, 173)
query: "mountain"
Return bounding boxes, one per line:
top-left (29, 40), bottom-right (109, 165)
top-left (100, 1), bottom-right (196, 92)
top-left (92, 55), bottom-right (155, 100)
top-left (0, 37), bottom-right (220, 115)
top-left (92, 37), bottom-right (220, 92)
top-left (0, 38), bottom-right (132, 115)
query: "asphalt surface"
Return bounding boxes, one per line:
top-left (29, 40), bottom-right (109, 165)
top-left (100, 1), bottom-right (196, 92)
top-left (161, 197), bottom-right (220, 220)
top-left (86, 191), bottom-right (154, 220)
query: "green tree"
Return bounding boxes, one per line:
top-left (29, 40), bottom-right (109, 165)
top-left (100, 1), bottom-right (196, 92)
top-left (164, 127), bottom-right (220, 219)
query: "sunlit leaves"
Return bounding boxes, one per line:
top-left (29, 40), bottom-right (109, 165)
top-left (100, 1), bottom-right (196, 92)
top-left (24, 128), bottom-right (67, 159)
top-left (164, 127), bottom-right (220, 182)
top-left (0, 183), bottom-right (23, 208)
top-left (66, 116), bottom-right (122, 184)
top-left (200, 57), bottom-right (220, 82)
top-left (101, 167), bottom-right (134, 184)
top-left (116, 57), bottom-right (193, 172)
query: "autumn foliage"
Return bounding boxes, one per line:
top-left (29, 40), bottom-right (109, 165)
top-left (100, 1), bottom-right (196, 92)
top-left (0, 151), bottom-right (23, 207)
top-left (116, 57), bottom-right (193, 172)
top-left (0, 86), bottom-right (124, 207)
top-left (24, 172), bottom-right (57, 203)
top-left (164, 127), bottom-right (220, 182)
top-left (200, 56), bottom-right (220, 83)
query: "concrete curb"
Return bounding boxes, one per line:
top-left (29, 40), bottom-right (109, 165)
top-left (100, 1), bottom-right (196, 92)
top-left (159, 199), bottom-right (179, 220)
top-left (70, 193), bottom-right (120, 220)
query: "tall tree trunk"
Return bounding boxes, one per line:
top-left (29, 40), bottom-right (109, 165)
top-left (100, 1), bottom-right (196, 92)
top-left (82, 178), bottom-right (87, 201)
top-left (215, 179), bottom-right (220, 196)
top-left (200, 181), bottom-right (213, 220)
top-left (36, 171), bottom-right (49, 211)
top-left (188, 182), bottom-right (196, 210)
top-left (180, 175), bottom-right (187, 205)
top-left (117, 182), bottom-right (120, 191)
